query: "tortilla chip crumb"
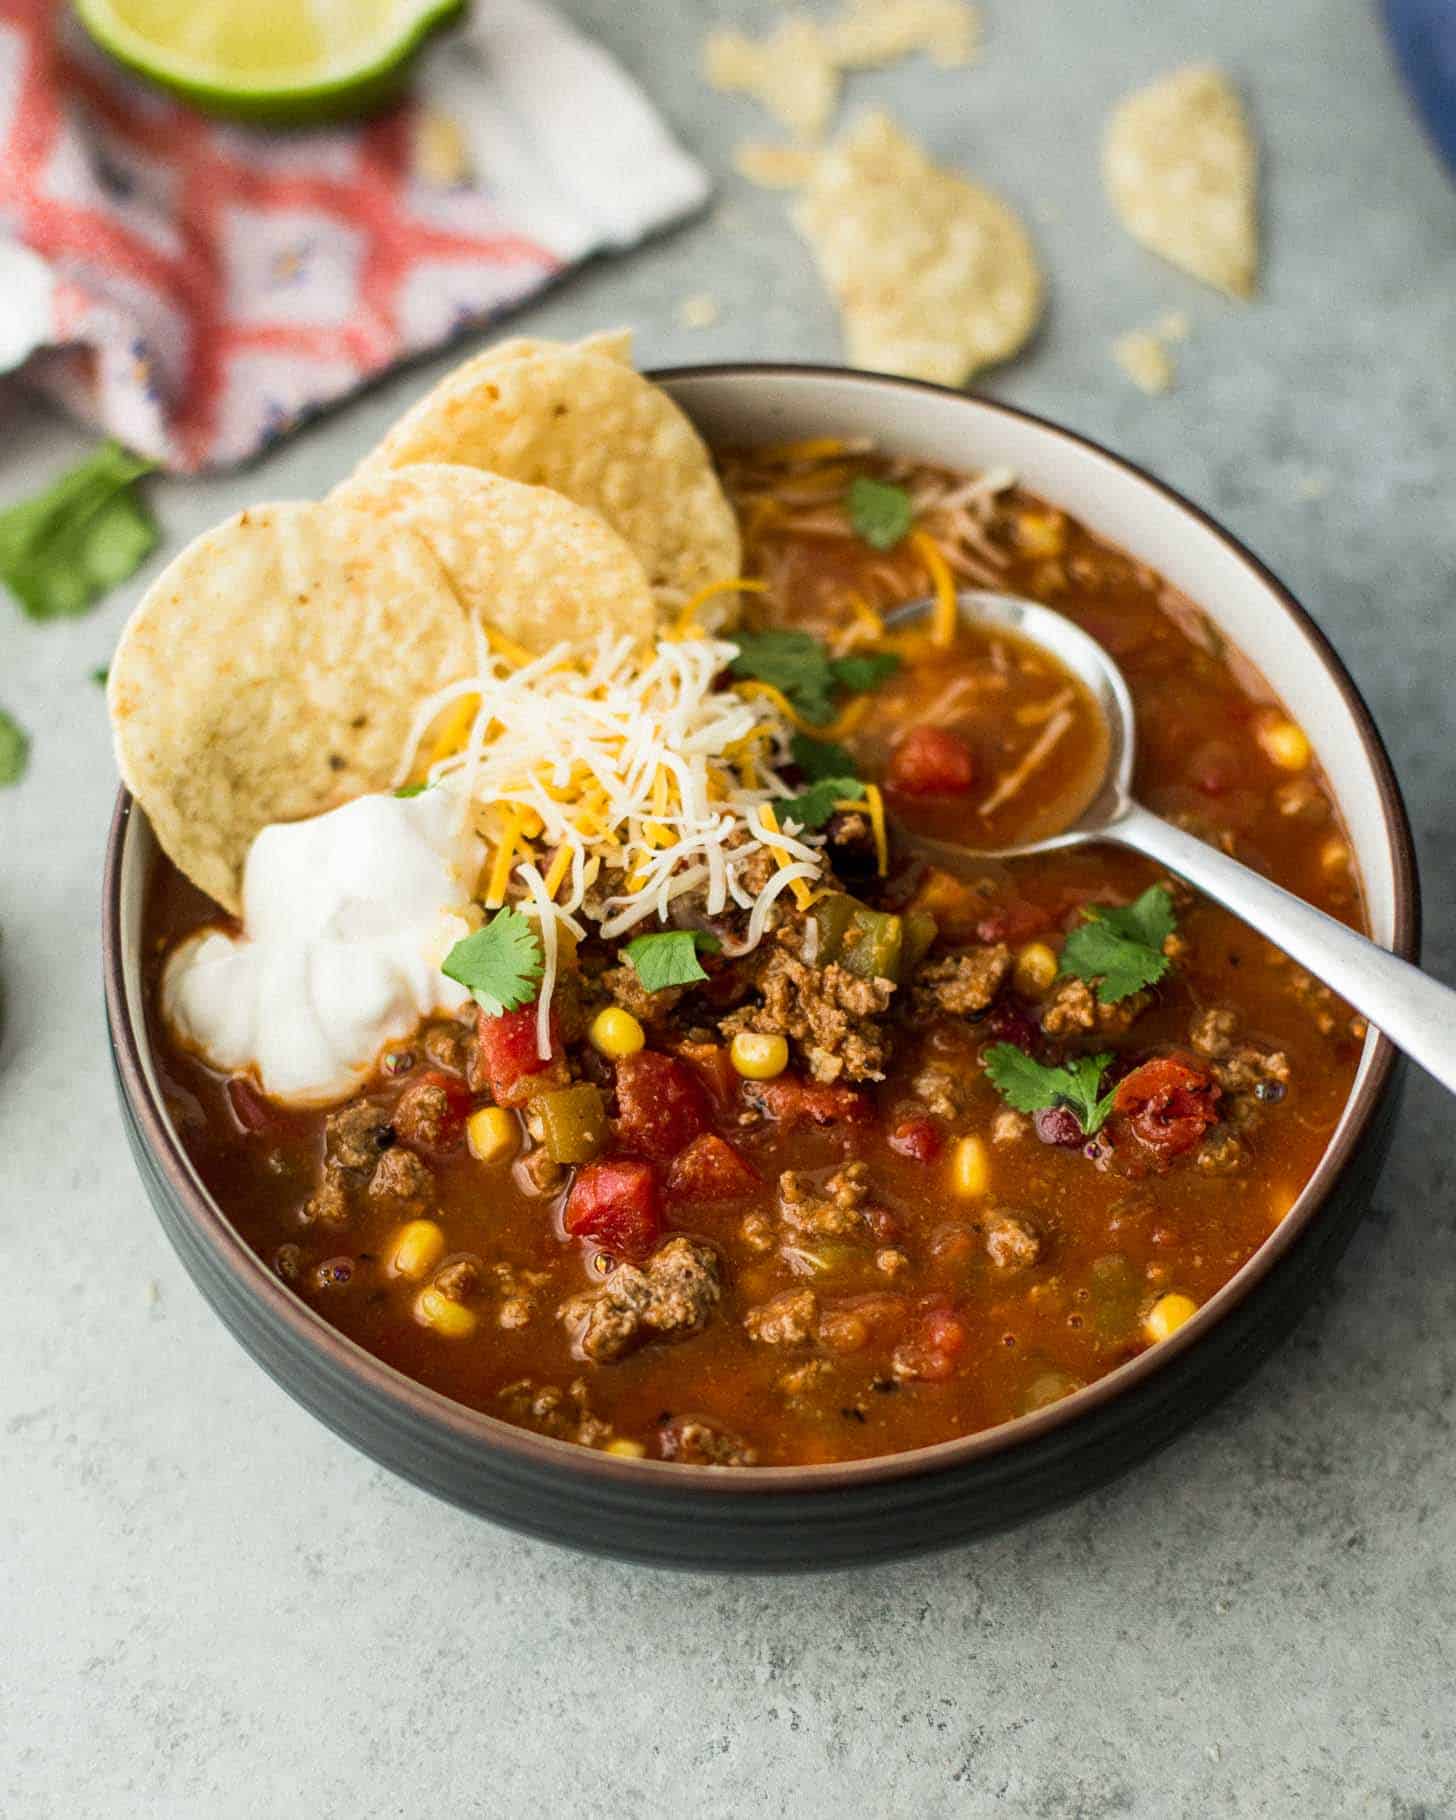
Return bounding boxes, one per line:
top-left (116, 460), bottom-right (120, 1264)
top-left (704, 19), bottom-right (839, 139)
top-left (735, 141), bottom-right (821, 189)
top-left (795, 110), bottom-right (1042, 386)
top-left (1113, 329), bottom-right (1176, 395)
top-left (1294, 472), bottom-right (1330, 502)
top-left (412, 107), bottom-right (471, 189)
top-left (678, 293), bottom-right (721, 330)
top-left (1104, 65), bottom-right (1258, 299)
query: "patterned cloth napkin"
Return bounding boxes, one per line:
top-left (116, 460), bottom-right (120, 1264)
top-left (0, 0), bottom-right (708, 471)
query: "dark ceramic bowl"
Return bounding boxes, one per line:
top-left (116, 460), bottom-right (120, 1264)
top-left (103, 367), bottom-right (1418, 1571)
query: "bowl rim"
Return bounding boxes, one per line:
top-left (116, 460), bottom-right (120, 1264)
top-left (102, 361), bottom-right (1420, 1496)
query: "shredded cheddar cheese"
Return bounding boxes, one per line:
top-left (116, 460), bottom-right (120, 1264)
top-left (912, 529), bottom-right (958, 647)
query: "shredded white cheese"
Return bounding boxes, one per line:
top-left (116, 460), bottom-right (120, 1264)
top-left (396, 632), bottom-right (838, 1054)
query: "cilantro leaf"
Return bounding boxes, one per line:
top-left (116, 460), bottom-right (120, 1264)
top-left (830, 651), bottom-right (901, 693)
top-left (442, 908), bottom-right (543, 1015)
top-left (730, 631), bottom-right (903, 727)
top-left (1059, 886), bottom-right (1176, 1003)
top-left (0, 709), bottom-right (28, 787)
top-left (90, 665), bottom-right (109, 687)
top-left (0, 443), bottom-right (158, 620)
top-left (983, 1044), bottom-right (1118, 1136)
top-left (847, 476), bottom-right (914, 551)
top-left (729, 630), bottom-right (837, 724)
top-left (777, 776), bottom-right (862, 832)
top-left (394, 781), bottom-right (430, 798)
top-left (791, 732), bottom-right (856, 780)
top-left (623, 929), bottom-right (722, 993)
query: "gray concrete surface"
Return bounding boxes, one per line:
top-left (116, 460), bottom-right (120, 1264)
top-left (3, 1), bottom-right (1455, 1814)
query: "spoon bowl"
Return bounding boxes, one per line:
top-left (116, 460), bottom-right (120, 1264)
top-left (894, 587), bottom-right (1456, 1098)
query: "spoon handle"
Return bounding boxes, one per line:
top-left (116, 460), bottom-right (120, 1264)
top-left (1107, 802), bottom-right (1448, 1091)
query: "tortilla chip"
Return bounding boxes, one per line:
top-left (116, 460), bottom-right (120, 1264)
top-left (334, 464), bottom-right (656, 655)
top-left (1104, 65), bottom-right (1257, 299)
top-left (703, 19), bottom-right (839, 140)
top-left (108, 502), bottom-right (472, 914)
top-left (794, 111), bottom-right (1042, 386)
top-left (734, 141), bottom-right (821, 189)
top-left (824, 0), bottom-right (981, 71)
top-left (357, 347), bottom-right (742, 603)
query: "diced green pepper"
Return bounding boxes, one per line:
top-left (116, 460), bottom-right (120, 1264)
top-left (1088, 1253), bottom-right (1140, 1339)
top-left (536, 1083), bottom-right (608, 1164)
top-left (841, 907), bottom-right (903, 982)
top-left (901, 910), bottom-right (938, 976)
top-left (807, 891), bottom-right (859, 965)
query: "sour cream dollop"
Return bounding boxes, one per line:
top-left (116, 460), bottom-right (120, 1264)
top-left (163, 788), bottom-right (483, 1106)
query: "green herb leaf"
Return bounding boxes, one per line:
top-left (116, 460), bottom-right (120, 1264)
top-left (777, 776), bottom-right (862, 832)
top-left (90, 665), bottom-right (109, 687)
top-left (730, 631), bottom-right (903, 727)
top-left (829, 650), bottom-right (902, 693)
top-left (0, 443), bottom-right (158, 621)
top-left (729, 629), bottom-right (838, 724)
top-left (846, 475), bottom-right (914, 551)
top-left (623, 929), bottom-right (722, 993)
top-left (983, 1044), bottom-right (1119, 1136)
top-left (791, 732), bottom-right (857, 781)
top-left (441, 908), bottom-right (543, 1015)
top-left (0, 709), bottom-right (28, 787)
top-left (394, 781), bottom-right (430, 798)
top-left (1059, 886), bottom-right (1177, 1003)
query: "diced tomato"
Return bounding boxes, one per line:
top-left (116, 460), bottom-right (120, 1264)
top-left (889, 1115), bottom-right (943, 1163)
top-left (392, 1070), bottom-right (472, 1154)
top-left (667, 1133), bottom-right (761, 1202)
top-left (975, 898), bottom-right (1054, 946)
top-left (1114, 1055), bottom-right (1221, 1158)
top-left (671, 1041), bottom-right (739, 1109)
top-left (886, 726), bottom-right (976, 797)
top-left (226, 1075), bottom-right (278, 1133)
top-left (473, 1004), bottom-right (558, 1108)
top-left (614, 1051), bottom-right (709, 1160)
top-left (563, 1159), bottom-right (662, 1260)
top-left (745, 1074), bottom-right (872, 1130)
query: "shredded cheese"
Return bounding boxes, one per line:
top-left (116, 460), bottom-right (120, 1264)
top-left (865, 783), bottom-right (889, 875)
top-left (912, 529), bottom-right (958, 647)
top-left (398, 629), bottom-right (866, 1055)
top-left (672, 576), bottom-right (768, 639)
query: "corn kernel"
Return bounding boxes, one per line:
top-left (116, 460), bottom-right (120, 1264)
top-left (1257, 717), bottom-right (1311, 772)
top-left (589, 1006), bottom-right (646, 1059)
top-left (390, 1218), bottom-right (445, 1281)
top-left (1016, 510), bottom-right (1066, 558)
top-left (1013, 940), bottom-right (1059, 998)
top-left (951, 1134), bottom-right (990, 1198)
top-left (467, 1105), bottom-right (518, 1165)
top-left (415, 1286), bottom-right (479, 1339)
top-left (730, 1032), bottom-right (790, 1080)
top-left (1144, 1292), bottom-right (1199, 1343)
top-left (605, 1438), bottom-right (647, 1458)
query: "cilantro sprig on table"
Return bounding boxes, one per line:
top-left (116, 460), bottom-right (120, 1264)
top-left (0, 442), bottom-right (158, 621)
top-left (846, 476), bottom-right (914, 551)
top-left (1059, 886), bottom-right (1176, 1004)
top-left (0, 709), bottom-right (28, 788)
top-left (623, 929), bottom-right (722, 993)
top-left (442, 907), bottom-right (543, 1015)
top-left (983, 1046), bottom-right (1119, 1137)
top-left (728, 630), bottom-right (900, 726)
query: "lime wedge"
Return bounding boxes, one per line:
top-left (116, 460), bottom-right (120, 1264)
top-left (74, 0), bottom-right (467, 125)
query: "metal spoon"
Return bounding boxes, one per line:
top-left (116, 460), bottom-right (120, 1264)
top-left (888, 590), bottom-right (1452, 1092)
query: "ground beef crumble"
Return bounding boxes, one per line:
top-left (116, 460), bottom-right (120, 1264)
top-left (909, 945), bottom-right (1011, 1018)
top-left (721, 949), bottom-right (893, 1083)
top-left (559, 1235), bottom-right (722, 1363)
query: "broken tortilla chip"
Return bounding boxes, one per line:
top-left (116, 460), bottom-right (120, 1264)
top-left (334, 464), bottom-right (656, 656)
top-left (108, 502), bottom-right (472, 914)
top-left (1104, 65), bottom-right (1257, 299)
top-left (703, 18), bottom-right (839, 140)
top-left (793, 111), bottom-right (1042, 386)
top-left (356, 345), bottom-right (741, 604)
top-left (824, 0), bottom-right (981, 71)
